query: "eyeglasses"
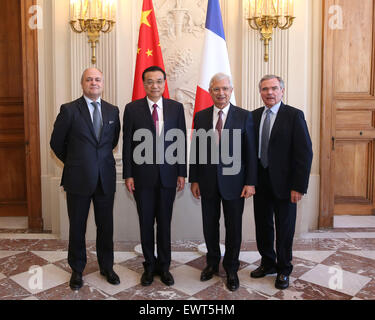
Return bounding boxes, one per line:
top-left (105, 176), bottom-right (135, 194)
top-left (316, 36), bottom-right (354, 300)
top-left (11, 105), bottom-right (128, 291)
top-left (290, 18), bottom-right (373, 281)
top-left (211, 87), bottom-right (232, 93)
top-left (144, 80), bottom-right (165, 86)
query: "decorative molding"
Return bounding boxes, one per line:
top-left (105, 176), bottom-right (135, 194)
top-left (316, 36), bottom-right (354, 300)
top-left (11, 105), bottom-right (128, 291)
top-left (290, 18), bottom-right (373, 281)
top-left (155, 0), bottom-right (207, 126)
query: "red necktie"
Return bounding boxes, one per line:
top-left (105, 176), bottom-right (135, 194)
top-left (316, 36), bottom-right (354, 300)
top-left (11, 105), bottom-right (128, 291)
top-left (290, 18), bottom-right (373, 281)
top-left (152, 104), bottom-right (159, 135)
top-left (216, 110), bottom-right (223, 140)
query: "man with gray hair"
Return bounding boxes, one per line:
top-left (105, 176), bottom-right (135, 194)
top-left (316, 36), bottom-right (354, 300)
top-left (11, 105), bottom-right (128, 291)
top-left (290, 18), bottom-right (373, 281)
top-left (190, 73), bottom-right (257, 292)
top-left (251, 75), bottom-right (313, 290)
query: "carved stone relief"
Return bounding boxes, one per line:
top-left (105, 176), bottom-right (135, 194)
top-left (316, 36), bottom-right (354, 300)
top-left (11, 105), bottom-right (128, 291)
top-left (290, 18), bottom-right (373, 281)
top-left (154, 0), bottom-right (208, 125)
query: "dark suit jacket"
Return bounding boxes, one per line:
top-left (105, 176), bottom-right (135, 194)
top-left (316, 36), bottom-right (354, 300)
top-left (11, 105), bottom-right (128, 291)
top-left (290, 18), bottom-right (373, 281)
top-left (189, 104), bottom-right (257, 200)
top-left (50, 96), bottom-right (120, 196)
top-left (252, 102), bottom-right (313, 199)
top-left (122, 97), bottom-right (187, 188)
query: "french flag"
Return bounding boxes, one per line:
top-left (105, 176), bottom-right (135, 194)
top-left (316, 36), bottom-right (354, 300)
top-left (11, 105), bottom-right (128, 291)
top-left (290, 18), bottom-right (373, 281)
top-left (193, 0), bottom-right (236, 125)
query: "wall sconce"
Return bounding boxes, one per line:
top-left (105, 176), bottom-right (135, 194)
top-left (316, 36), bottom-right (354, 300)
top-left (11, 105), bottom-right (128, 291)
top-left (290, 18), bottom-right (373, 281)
top-left (69, 0), bottom-right (116, 65)
top-left (247, 0), bottom-right (295, 62)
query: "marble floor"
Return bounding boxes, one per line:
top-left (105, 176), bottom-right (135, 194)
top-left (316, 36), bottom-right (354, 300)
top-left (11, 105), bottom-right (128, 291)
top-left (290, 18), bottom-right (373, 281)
top-left (0, 216), bottom-right (374, 300)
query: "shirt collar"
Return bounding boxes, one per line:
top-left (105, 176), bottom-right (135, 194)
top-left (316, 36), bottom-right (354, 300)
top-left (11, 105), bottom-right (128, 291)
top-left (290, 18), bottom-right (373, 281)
top-left (263, 101), bottom-right (282, 115)
top-left (84, 95), bottom-right (101, 106)
top-left (147, 97), bottom-right (163, 110)
top-left (214, 103), bottom-right (230, 116)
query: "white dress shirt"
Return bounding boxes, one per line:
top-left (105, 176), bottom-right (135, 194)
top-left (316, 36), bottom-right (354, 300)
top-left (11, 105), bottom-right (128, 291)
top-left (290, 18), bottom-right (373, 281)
top-left (258, 102), bottom-right (282, 158)
top-left (147, 97), bottom-right (164, 134)
top-left (213, 104), bottom-right (230, 131)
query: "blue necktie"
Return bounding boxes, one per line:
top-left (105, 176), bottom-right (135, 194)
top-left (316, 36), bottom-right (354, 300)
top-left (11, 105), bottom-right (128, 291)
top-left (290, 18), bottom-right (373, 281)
top-left (260, 109), bottom-right (272, 168)
top-left (91, 101), bottom-right (102, 140)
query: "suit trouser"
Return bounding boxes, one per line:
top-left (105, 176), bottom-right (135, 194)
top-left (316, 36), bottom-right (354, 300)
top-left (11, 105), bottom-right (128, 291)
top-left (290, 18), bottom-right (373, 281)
top-left (253, 165), bottom-right (296, 276)
top-left (66, 180), bottom-right (114, 274)
top-left (201, 187), bottom-right (245, 274)
top-left (134, 179), bottom-right (177, 273)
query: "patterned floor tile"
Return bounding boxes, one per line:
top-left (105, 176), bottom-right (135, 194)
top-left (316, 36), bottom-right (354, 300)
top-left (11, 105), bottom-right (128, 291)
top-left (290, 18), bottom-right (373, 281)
top-left (186, 255), bottom-right (249, 277)
top-left (0, 232), bottom-right (374, 300)
top-left (31, 251), bottom-right (68, 263)
top-left (10, 264), bottom-right (71, 295)
top-left (274, 279), bottom-right (352, 300)
top-left (353, 279), bottom-right (375, 300)
top-left (171, 251), bottom-right (202, 264)
top-left (193, 279), bottom-right (269, 300)
top-left (171, 265), bottom-right (221, 296)
top-left (0, 251), bottom-right (25, 260)
top-left (321, 251), bottom-right (375, 279)
top-left (292, 251), bottom-right (335, 263)
top-left (342, 250), bottom-right (375, 261)
top-left (84, 264), bottom-right (140, 296)
top-left (291, 257), bottom-right (319, 278)
top-left (0, 251), bottom-right (49, 277)
top-left (0, 278), bottom-right (32, 300)
top-left (113, 281), bottom-right (190, 300)
top-left (299, 263), bottom-right (372, 296)
top-left (35, 282), bottom-right (108, 300)
top-left (238, 265), bottom-right (283, 297)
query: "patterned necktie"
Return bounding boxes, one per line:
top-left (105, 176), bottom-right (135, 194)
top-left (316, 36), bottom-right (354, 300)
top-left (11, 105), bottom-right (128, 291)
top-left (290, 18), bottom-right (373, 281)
top-left (216, 110), bottom-right (223, 140)
top-left (260, 109), bottom-right (272, 168)
top-left (91, 101), bottom-right (102, 140)
top-left (152, 104), bottom-right (159, 136)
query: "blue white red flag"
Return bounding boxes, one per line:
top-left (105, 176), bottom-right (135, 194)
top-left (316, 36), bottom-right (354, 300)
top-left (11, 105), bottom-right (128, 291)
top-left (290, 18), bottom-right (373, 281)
top-left (193, 0), bottom-right (236, 125)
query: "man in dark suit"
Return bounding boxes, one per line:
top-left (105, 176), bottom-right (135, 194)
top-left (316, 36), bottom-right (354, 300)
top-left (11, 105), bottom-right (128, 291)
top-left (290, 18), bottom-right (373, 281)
top-left (122, 66), bottom-right (187, 287)
top-left (251, 75), bottom-right (313, 290)
top-left (189, 73), bottom-right (257, 291)
top-left (50, 68), bottom-right (121, 291)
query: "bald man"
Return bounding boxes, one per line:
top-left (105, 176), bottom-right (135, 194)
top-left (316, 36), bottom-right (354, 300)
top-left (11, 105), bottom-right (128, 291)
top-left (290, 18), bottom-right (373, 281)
top-left (50, 68), bottom-right (121, 290)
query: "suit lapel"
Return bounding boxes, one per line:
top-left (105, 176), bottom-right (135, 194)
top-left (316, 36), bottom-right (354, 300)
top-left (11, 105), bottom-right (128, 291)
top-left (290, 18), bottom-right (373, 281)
top-left (252, 107), bottom-right (263, 142)
top-left (205, 107), bottom-right (214, 131)
top-left (162, 98), bottom-right (170, 134)
top-left (223, 104), bottom-right (234, 130)
top-left (269, 102), bottom-right (285, 142)
top-left (100, 100), bottom-right (110, 143)
top-left (141, 97), bottom-right (156, 133)
top-left (77, 96), bottom-right (98, 142)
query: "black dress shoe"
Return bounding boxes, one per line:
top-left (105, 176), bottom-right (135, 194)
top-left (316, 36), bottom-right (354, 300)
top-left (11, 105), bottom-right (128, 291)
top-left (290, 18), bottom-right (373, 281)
top-left (200, 265), bottom-right (219, 281)
top-left (226, 272), bottom-right (239, 292)
top-left (275, 274), bottom-right (289, 289)
top-left (141, 271), bottom-right (154, 286)
top-left (100, 269), bottom-right (120, 285)
top-left (250, 265), bottom-right (277, 278)
top-left (69, 271), bottom-right (83, 291)
top-left (160, 271), bottom-right (174, 286)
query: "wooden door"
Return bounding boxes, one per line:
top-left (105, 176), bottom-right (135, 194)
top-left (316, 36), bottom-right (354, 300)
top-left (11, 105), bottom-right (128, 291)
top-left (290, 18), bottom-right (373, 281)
top-left (0, 0), bottom-right (27, 217)
top-left (0, 0), bottom-right (42, 231)
top-left (320, 0), bottom-right (375, 227)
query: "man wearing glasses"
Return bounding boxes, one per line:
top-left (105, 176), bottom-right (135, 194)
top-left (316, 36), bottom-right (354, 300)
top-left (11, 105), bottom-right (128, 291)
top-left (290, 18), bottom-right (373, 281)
top-left (122, 66), bottom-right (187, 287)
top-left (190, 73), bottom-right (257, 291)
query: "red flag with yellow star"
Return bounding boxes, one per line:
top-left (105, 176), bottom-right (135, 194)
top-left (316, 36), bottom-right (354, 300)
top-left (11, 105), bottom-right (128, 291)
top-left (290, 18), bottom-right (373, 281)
top-left (132, 0), bottom-right (169, 101)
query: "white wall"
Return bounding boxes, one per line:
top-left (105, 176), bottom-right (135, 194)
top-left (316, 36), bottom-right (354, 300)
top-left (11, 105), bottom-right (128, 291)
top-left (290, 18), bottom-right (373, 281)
top-left (39, 0), bottom-right (322, 241)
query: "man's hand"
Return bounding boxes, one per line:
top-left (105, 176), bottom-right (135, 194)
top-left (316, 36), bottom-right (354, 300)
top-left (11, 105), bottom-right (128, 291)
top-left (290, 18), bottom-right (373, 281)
top-left (177, 177), bottom-right (185, 192)
top-left (125, 178), bottom-right (135, 194)
top-left (241, 185), bottom-right (256, 198)
top-left (291, 190), bottom-right (303, 203)
top-left (191, 182), bottom-right (201, 199)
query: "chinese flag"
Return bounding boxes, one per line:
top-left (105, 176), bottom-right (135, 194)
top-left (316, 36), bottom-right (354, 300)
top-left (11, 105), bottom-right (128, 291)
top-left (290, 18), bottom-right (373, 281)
top-left (132, 0), bottom-right (169, 101)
